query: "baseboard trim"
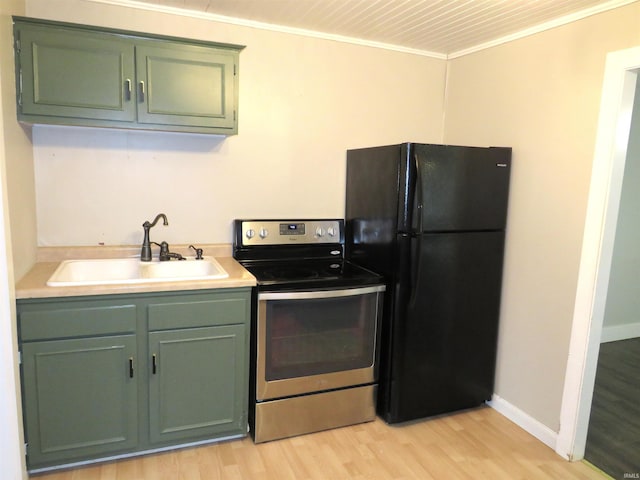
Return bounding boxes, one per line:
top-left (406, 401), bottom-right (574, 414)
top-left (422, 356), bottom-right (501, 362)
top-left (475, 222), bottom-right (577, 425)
top-left (28, 433), bottom-right (245, 474)
top-left (488, 394), bottom-right (558, 450)
top-left (600, 322), bottom-right (640, 343)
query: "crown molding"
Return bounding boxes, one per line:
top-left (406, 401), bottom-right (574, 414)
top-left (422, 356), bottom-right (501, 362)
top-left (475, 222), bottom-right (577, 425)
top-left (82, 0), bottom-right (638, 60)
top-left (448, 0), bottom-right (639, 59)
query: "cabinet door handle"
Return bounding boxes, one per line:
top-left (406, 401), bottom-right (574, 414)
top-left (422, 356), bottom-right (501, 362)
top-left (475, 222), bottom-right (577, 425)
top-left (138, 80), bottom-right (145, 102)
top-left (152, 354), bottom-right (157, 374)
top-left (125, 79), bottom-right (132, 101)
top-left (129, 357), bottom-right (134, 378)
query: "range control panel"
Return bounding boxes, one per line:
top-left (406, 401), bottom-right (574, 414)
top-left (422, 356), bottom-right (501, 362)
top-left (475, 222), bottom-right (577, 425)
top-left (237, 219), bottom-right (343, 246)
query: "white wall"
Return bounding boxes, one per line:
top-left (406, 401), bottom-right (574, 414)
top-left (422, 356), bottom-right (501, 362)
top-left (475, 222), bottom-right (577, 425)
top-left (4, 5), bottom-right (35, 280)
top-left (601, 78), bottom-right (640, 342)
top-left (444, 3), bottom-right (640, 431)
top-left (27, 0), bottom-right (446, 247)
top-left (1, 0), bottom-right (29, 477)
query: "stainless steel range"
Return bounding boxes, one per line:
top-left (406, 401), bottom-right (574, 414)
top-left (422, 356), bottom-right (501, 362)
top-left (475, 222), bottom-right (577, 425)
top-left (233, 219), bottom-right (385, 443)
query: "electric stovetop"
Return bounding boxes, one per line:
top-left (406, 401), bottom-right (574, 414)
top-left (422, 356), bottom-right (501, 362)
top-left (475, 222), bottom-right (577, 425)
top-left (232, 219), bottom-right (383, 291)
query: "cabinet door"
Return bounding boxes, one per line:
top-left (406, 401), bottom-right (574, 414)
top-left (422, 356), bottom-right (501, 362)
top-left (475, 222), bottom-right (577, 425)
top-left (148, 325), bottom-right (247, 444)
top-left (17, 24), bottom-right (136, 122)
top-left (135, 43), bottom-right (237, 130)
top-left (21, 335), bottom-right (138, 468)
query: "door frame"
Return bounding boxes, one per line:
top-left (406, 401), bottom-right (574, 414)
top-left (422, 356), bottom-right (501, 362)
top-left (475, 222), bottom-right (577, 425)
top-left (556, 46), bottom-right (640, 460)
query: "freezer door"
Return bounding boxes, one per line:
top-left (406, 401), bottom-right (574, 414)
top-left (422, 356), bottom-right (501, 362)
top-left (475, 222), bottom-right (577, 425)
top-left (409, 144), bottom-right (511, 232)
top-left (385, 231), bottom-right (505, 423)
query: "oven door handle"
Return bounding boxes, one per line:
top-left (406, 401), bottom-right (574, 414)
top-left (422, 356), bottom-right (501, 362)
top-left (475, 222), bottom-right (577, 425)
top-left (258, 285), bottom-right (385, 300)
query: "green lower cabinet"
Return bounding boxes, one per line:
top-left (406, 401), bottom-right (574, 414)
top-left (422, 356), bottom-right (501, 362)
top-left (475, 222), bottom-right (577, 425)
top-left (21, 335), bottom-right (138, 467)
top-left (148, 324), bottom-right (247, 444)
top-left (17, 288), bottom-right (251, 471)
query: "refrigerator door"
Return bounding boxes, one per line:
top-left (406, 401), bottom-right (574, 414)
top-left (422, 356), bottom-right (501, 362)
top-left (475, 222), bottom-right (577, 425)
top-left (407, 144), bottom-right (511, 233)
top-left (385, 230), bottom-right (505, 423)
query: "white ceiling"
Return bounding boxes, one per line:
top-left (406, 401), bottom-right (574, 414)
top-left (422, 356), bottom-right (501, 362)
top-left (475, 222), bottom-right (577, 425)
top-left (108, 0), bottom-right (637, 57)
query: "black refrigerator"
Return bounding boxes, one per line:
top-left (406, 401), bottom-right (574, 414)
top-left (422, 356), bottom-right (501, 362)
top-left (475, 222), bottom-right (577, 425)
top-left (345, 142), bottom-right (511, 424)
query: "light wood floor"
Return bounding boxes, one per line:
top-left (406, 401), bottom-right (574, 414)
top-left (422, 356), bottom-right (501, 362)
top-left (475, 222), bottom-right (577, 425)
top-left (33, 407), bottom-right (607, 480)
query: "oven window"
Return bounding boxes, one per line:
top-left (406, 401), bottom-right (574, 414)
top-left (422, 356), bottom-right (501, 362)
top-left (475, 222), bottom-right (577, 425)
top-left (264, 292), bottom-right (378, 380)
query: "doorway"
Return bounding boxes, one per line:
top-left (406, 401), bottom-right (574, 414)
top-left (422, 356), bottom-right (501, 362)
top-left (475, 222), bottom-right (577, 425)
top-left (556, 47), bottom-right (640, 461)
top-left (582, 72), bottom-right (640, 477)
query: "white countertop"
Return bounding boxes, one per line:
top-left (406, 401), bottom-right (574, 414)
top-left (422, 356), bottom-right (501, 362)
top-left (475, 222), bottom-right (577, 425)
top-left (15, 244), bottom-right (256, 299)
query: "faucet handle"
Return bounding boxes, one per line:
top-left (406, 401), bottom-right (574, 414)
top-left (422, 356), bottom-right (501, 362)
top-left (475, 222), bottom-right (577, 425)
top-left (152, 241), bottom-right (170, 260)
top-left (189, 245), bottom-right (204, 260)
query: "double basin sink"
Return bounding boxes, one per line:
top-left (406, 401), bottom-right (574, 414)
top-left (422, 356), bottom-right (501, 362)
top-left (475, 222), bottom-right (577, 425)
top-left (47, 257), bottom-right (228, 287)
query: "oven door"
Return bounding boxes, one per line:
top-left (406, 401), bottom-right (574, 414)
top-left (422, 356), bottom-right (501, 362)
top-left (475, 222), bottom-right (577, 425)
top-left (256, 285), bottom-right (385, 401)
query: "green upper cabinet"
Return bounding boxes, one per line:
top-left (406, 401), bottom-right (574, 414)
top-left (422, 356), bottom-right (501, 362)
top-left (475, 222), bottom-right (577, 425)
top-left (136, 43), bottom-right (236, 130)
top-left (13, 17), bottom-right (243, 135)
top-left (17, 24), bottom-right (136, 123)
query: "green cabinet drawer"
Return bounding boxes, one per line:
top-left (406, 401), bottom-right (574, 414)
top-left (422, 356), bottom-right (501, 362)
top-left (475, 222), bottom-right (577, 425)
top-left (19, 303), bottom-right (136, 341)
top-left (147, 290), bottom-right (250, 331)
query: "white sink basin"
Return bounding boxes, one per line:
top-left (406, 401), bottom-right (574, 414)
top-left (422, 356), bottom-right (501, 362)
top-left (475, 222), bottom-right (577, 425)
top-left (143, 258), bottom-right (227, 280)
top-left (47, 257), bottom-right (228, 287)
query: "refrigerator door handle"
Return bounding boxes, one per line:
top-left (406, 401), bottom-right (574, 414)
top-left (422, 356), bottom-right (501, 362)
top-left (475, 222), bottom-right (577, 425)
top-left (408, 233), bottom-right (422, 307)
top-left (413, 153), bottom-right (424, 233)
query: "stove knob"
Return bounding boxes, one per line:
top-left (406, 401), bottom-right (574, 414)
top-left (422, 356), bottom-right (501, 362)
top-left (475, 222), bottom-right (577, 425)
top-left (259, 228), bottom-right (269, 239)
top-left (315, 227), bottom-right (324, 238)
top-left (246, 229), bottom-right (255, 239)
top-left (327, 226), bottom-right (336, 237)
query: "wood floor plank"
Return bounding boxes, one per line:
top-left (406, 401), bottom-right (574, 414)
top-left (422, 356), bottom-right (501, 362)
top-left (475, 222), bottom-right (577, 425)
top-left (585, 337), bottom-right (640, 478)
top-left (32, 407), bottom-right (605, 480)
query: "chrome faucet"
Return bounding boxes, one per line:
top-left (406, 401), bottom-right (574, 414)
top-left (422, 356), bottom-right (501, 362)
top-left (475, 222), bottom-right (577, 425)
top-left (141, 213), bottom-right (168, 262)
